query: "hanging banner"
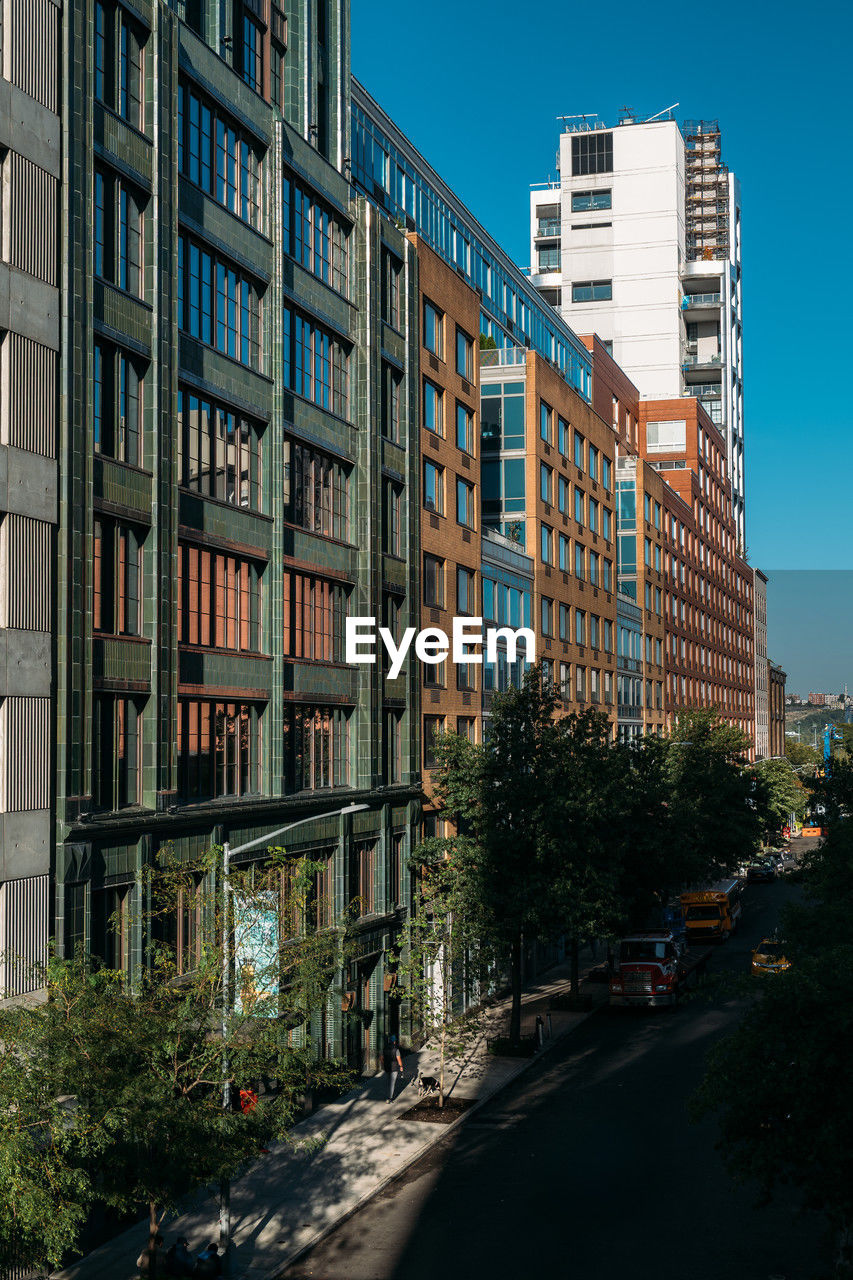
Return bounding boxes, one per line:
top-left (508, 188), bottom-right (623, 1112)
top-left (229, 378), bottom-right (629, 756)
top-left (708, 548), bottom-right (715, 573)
top-left (233, 889), bottom-right (279, 1017)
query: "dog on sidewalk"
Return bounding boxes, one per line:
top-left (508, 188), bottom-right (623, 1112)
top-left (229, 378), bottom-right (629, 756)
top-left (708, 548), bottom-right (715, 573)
top-left (416, 1069), bottom-right (439, 1099)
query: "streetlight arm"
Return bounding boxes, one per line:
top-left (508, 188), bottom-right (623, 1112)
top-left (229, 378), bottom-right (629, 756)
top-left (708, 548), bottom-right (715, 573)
top-left (228, 803), bottom-right (369, 859)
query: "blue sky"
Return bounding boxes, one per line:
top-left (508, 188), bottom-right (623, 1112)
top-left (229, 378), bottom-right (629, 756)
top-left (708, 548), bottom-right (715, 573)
top-left (352, 0), bottom-right (853, 687)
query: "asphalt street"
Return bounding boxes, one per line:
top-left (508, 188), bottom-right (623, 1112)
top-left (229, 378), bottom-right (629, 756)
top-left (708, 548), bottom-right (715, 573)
top-left (284, 876), bottom-right (827, 1280)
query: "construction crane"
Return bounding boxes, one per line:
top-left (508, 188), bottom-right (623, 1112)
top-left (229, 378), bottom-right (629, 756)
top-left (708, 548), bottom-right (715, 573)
top-left (823, 722), bottom-right (843, 776)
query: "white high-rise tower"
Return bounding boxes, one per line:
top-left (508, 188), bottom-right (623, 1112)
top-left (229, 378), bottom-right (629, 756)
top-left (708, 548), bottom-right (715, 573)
top-left (530, 113), bottom-right (745, 546)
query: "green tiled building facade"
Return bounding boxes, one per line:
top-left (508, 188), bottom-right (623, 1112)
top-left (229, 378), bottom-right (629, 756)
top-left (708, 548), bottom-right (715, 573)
top-left (54, 0), bottom-right (420, 1068)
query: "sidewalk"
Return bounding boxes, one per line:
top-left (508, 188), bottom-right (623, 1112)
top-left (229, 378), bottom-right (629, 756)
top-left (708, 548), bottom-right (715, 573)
top-left (56, 951), bottom-right (608, 1280)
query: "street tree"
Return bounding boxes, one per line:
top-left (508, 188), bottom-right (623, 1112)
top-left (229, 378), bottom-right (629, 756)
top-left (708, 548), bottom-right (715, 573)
top-left (752, 756), bottom-right (808, 836)
top-left (393, 834), bottom-right (483, 1106)
top-left (693, 758), bottom-right (853, 1273)
top-left (785, 737), bottom-right (821, 772)
top-left (428, 669), bottom-right (626, 1043)
top-left (665, 709), bottom-right (762, 882)
top-left (0, 849), bottom-right (354, 1277)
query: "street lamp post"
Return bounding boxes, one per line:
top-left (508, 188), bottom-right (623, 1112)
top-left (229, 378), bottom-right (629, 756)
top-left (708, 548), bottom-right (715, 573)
top-left (218, 802), bottom-right (368, 1266)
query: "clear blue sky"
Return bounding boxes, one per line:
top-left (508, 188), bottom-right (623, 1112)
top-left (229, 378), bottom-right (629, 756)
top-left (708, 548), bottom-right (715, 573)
top-left (352, 0), bottom-right (853, 578)
top-left (352, 0), bottom-right (853, 689)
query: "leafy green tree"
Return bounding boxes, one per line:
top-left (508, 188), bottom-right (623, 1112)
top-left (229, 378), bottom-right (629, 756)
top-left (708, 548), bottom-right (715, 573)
top-left (693, 758), bottom-right (853, 1272)
top-left (428, 669), bottom-right (626, 1042)
top-left (785, 737), bottom-right (821, 772)
top-left (0, 1015), bottom-right (98, 1273)
top-left (752, 756), bottom-right (808, 835)
top-left (393, 835), bottom-right (483, 1106)
top-left (665, 709), bottom-right (762, 881)
top-left (0, 850), bottom-right (354, 1277)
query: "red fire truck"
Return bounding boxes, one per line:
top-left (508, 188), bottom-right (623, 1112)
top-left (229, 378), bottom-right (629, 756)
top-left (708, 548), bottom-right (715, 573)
top-left (609, 931), bottom-right (712, 1008)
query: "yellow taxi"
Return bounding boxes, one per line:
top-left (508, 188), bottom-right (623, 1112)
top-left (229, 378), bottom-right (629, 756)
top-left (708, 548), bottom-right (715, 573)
top-left (750, 939), bottom-right (791, 976)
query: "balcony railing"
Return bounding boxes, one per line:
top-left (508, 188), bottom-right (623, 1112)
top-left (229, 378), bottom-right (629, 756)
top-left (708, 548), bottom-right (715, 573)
top-left (682, 351), bottom-right (722, 368)
top-left (536, 219), bottom-right (561, 238)
top-left (681, 292), bottom-right (721, 307)
top-left (682, 382), bottom-right (722, 399)
top-left (480, 345), bottom-right (528, 368)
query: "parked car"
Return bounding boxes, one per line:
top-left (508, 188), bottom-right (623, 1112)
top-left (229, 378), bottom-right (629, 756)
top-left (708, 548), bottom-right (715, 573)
top-left (751, 939), bottom-right (791, 975)
top-left (746, 860), bottom-right (776, 883)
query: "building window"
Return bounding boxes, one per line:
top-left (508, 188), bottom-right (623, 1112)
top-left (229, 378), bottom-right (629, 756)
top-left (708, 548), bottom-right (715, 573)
top-left (571, 280), bottom-right (612, 303)
top-left (589, 499), bottom-right (599, 535)
top-left (558, 533), bottom-right (570, 572)
top-left (457, 566), bottom-right (475, 614)
top-left (456, 660), bottom-right (476, 692)
top-left (95, 340), bottom-right (145, 467)
top-left (571, 132), bottom-right (613, 176)
top-left (178, 390), bottom-right (263, 510)
top-left (560, 661), bottom-right (571, 698)
top-left (424, 461), bottom-right (444, 515)
top-left (457, 716), bottom-right (476, 743)
top-left (603, 558), bottom-right (612, 590)
top-left (538, 246), bottom-right (560, 271)
top-left (382, 248), bottom-right (402, 328)
top-left (575, 608), bottom-right (586, 646)
top-left (540, 400), bottom-right (552, 444)
top-left (574, 487), bottom-right (584, 526)
top-left (456, 479), bottom-right (475, 528)
top-left (383, 481), bottom-right (403, 556)
top-left (559, 603), bottom-right (570, 642)
top-left (602, 456), bottom-right (612, 490)
top-left (588, 445), bottom-right (599, 483)
top-left (423, 381), bottom-right (443, 435)
top-left (95, 167), bottom-right (145, 297)
top-left (178, 543), bottom-right (262, 653)
top-left (283, 438), bottom-right (350, 541)
top-left (540, 524), bottom-right (553, 565)
top-left (284, 705), bottom-right (351, 792)
top-left (645, 420), bottom-right (687, 452)
top-left (92, 694), bottom-right (143, 811)
top-left (240, 13), bottom-right (264, 94)
top-left (93, 518), bottom-right (143, 636)
top-left (381, 363), bottom-right (402, 442)
top-left (571, 189), bottom-right (612, 212)
top-left (179, 79), bottom-right (264, 230)
top-left (423, 715), bottom-right (444, 769)
top-left (282, 306), bottom-right (351, 415)
top-left (385, 715), bottom-right (403, 786)
top-left (456, 327), bottom-right (473, 379)
top-left (573, 431), bottom-right (584, 470)
top-left (589, 550), bottom-right (599, 586)
top-left (423, 300), bottom-right (443, 357)
top-left (180, 234), bottom-right (264, 371)
top-left (282, 173), bottom-right (350, 294)
top-left (558, 476), bottom-right (569, 515)
top-left (283, 571), bottom-right (349, 662)
top-left (481, 382), bottom-right (525, 452)
top-left (576, 665), bottom-right (587, 701)
top-left (423, 554), bottom-right (444, 607)
top-left (94, 1), bottom-right (146, 130)
top-left (604, 619), bottom-right (613, 653)
top-left (177, 700), bottom-right (262, 800)
top-left (540, 463), bottom-right (552, 505)
top-left (590, 614), bottom-right (600, 650)
top-left (456, 403), bottom-right (474, 454)
top-left (574, 543), bottom-right (585, 580)
top-left (602, 507), bottom-right (612, 540)
top-left (541, 596), bottom-right (553, 637)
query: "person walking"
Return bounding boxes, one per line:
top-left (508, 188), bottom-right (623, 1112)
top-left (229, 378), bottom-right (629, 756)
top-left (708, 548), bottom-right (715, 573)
top-left (384, 1033), bottom-right (404, 1103)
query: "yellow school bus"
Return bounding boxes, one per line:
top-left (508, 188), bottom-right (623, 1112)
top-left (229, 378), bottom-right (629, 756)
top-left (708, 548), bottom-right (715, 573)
top-left (680, 880), bottom-right (743, 942)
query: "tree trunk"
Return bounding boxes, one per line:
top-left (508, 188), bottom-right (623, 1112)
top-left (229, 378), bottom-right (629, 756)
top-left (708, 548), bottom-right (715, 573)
top-left (570, 936), bottom-right (580, 1000)
top-left (148, 1201), bottom-right (159, 1279)
top-left (509, 932), bottom-right (523, 1046)
top-left (439, 1018), bottom-right (446, 1108)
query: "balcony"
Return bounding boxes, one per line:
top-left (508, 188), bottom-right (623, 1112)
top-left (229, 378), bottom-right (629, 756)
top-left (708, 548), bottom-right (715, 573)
top-left (480, 345), bottom-right (528, 369)
top-left (683, 382), bottom-right (722, 399)
top-left (682, 347), bottom-right (722, 370)
top-left (535, 219), bottom-right (561, 239)
top-left (681, 292), bottom-right (721, 310)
